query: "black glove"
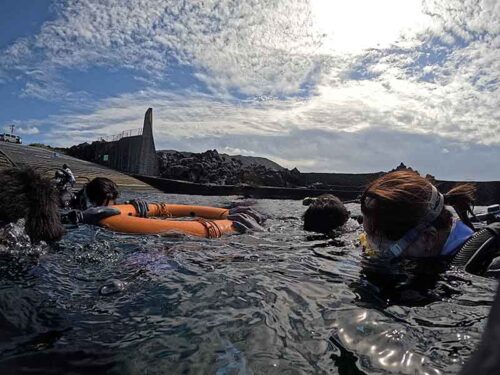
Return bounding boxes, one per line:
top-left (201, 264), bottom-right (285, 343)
top-left (228, 206), bottom-right (266, 224)
top-left (125, 199), bottom-right (149, 217)
top-left (62, 207), bottom-right (121, 226)
top-left (229, 212), bottom-right (264, 233)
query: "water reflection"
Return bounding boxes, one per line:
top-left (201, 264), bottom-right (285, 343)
top-left (0, 194), bottom-right (496, 374)
top-left (333, 308), bottom-right (443, 374)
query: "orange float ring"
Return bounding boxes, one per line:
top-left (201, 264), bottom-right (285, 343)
top-left (98, 203), bottom-right (235, 238)
top-left (111, 203), bottom-right (229, 219)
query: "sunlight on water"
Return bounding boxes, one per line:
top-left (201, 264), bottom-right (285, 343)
top-left (0, 193), bottom-right (495, 374)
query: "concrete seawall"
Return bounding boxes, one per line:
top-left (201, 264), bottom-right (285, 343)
top-left (0, 142), bottom-right (157, 191)
top-left (302, 171), bottom-right (500, 206)
top-left (67, 108), bottom-right (159, 176)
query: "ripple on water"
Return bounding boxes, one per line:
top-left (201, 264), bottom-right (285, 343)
top-left (0, 194), bottom-right (496, 374)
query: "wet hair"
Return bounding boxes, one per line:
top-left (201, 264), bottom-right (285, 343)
top-left (303, 194), bottom-right (349, 234)
top-left (361, 170), bottom-right (475, 241)
top-left (85, 177), bottom-right (119, 206)
top-left (63, 164), bottom-right (68, 169)
top-left (0, 167), bottom-right (64, 242)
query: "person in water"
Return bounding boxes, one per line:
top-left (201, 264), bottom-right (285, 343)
top-left (69, 176), bottom-right (119, 210)
top-left (0, 167), bottom-right (118, 243)
top-left (67, 176), bottom-right (264, 232)
top-left (62, 163), bottom-right (76, 187)
top-left (0, 167), bottom-right (65, 243)
top-left (1, 167), bottom-right (263, 243)
top-left (359, 170), bottom-right (500, 277)
top-left (303, 194), bottom-right (349, 234)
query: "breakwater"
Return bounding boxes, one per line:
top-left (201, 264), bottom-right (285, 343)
top-left (0, 142), bottom-right (156, 191)
top-left (133, 174), bottom-right (362, 201)
top-left (61, 106), bottom-right (499, 205)
top-left (67, 108), bottom-right (158, 176)
top-left (67, 138), bottom-right (500, 205)
top-left (301, 171), bottom-right (500, 206)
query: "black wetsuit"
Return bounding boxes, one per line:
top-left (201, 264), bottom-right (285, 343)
top-left (451, 222), bottom-right (500, 277)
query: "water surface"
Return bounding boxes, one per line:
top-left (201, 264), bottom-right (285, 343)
top-left (0, 192), bottom-right (496, 374)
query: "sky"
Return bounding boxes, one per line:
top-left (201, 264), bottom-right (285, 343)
top-left (0, 0), bottom-right (498, 180)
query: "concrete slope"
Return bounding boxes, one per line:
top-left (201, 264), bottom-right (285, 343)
top-left (0, 142), bottom-right (156, 191)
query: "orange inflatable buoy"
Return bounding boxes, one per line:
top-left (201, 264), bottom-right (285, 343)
top-left (112, 203), bottom-right (230, 220)
top-left (98, 203), bottom-right (236, 238)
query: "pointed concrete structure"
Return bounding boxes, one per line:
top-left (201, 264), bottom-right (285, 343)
top-left (138, 108), bottom-right (159, 176)
top-left (101, 108), bottom-right (159, 176)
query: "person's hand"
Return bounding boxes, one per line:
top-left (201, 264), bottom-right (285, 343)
top-left (125, 199), bottom-right (149, 217)
top-left (229, 212), bottom-right (264, 233)
top-left (228, 206), bottom-right (266, 224)
top-left (74, 207), bottom-right (121, 225)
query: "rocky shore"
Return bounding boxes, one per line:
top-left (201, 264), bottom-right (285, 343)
top-left (157, 149), bottom-right (302, 187)
top-left (66, 142), bottom-right (500, 205)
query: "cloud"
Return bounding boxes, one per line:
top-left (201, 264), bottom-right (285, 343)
top-left (0, 0), bottom-right (498, 179)
top-left (15, 125), bottom-right (40, 135)
top-left (220, 147), bottom-right (257, 156)
top-left (0, 0), bottom-right (326, 97)
top-left (170, 127), bottom-right (500, 181)
top-left (24, 87), bottom-right (500, 180)
top-left (7, 0), bottom-right (495, 97)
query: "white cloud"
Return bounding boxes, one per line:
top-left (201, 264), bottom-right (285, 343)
top-left (0, 0), bottom-right (325, 96)
top-left (15, 126), bottom-right (40, 135)
top-left (24, 87), bottom-right (500, 180)
top-left (0, 0), bottom-right (499, 179)
top-left (220, 147), bottom-right (257, 156)
top-left (311, 0), bottom-right (430, 52)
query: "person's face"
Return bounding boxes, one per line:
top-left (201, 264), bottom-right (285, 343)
top-left (362, 214), bottom-right (444, 258)
top-left (400, 227), bottom-right (441, 258)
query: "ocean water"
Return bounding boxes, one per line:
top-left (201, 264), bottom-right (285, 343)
top-left (0, 192), bottom-right (496, 374)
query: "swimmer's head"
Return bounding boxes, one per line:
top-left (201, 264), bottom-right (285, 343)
top-left (361, 171), bottom-right (475, 258)
top-left (303, 194), bottom-right (349, 234)
top-left (0, 167), bottom-right (64, 242)
top-left (63, 164), bottom-right (68, 169)
top-left (85, 177), bottom-right (119, 207)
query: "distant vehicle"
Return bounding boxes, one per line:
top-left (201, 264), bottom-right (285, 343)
top-left (0, 133), bottom-right (22, 144)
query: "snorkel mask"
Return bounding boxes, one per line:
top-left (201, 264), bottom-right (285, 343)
top-left (360, 185), bottom-right (445, 258)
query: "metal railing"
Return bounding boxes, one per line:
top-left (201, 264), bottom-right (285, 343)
top-left (99, 128), bottom-right (143, 142)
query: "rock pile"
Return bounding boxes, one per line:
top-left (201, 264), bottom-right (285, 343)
top-left (158, 149), bottom-right (302, 187)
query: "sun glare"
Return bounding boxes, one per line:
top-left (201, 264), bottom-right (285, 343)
top-left (310, 0), bottom-right (428, 53)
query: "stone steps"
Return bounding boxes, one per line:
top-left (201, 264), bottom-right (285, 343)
top-left (0, 148), bottom-right (15, 169)
top-left (0, 142), bottom-right (157, 191)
